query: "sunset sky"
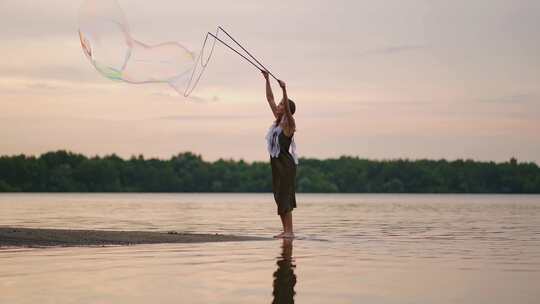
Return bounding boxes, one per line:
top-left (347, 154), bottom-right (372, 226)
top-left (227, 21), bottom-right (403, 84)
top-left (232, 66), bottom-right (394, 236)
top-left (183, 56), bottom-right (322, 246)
top-left (1, 0), bottom-right (539, 163)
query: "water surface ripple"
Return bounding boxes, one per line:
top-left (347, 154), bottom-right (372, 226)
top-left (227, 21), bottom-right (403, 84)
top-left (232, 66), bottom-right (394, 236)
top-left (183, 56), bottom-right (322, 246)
top-left (1, 193), bottom-right (539, 303)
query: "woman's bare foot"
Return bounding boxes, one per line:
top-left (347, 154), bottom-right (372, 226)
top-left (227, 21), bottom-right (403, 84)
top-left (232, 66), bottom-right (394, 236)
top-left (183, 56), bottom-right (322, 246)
top-left (274, 232), bottom-right (295, 239)
top-left (273, 232), bottom-right (286, 238)
top-left (281, 232), bottom-right (295, 239)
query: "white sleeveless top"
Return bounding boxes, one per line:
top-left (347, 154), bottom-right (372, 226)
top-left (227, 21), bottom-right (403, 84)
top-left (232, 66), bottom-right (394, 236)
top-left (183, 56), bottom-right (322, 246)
top-left (265, 121), bottom-right (299, 165)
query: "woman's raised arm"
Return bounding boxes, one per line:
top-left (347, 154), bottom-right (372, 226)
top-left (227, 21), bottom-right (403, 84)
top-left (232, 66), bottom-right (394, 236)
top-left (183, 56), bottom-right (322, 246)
top-left (278, 79), bottom-right (295, 136)
top-left (263, 71), bottom-right (278, 118)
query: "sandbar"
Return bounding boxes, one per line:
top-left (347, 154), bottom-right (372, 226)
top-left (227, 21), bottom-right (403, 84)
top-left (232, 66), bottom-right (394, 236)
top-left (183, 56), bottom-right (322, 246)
top-left (0, 227), bottom-right (267, 248)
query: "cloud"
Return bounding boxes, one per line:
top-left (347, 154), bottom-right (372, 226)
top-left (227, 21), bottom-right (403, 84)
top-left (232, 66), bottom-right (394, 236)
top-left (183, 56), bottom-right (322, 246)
top-left (25, 82), bottom-right (59, 90)
top-left (0, 76), bottom-right (126, 96)
top-left (0, 77), bottom-right (64, 93)
top-left (149, 91), bottom-right (221, 103)
top-left (158, 113), bottom-right (263, 121)
top-left (0, 65), bottom-right (104, 85)
top-left (188, 95), bottom-right (221, 103)
top-left (477, 94), bottom-right (536, 104)
top-left (358, 45), bottom-right (427, 56)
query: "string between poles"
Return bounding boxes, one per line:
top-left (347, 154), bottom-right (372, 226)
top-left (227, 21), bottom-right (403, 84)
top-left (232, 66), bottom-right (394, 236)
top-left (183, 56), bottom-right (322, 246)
top-left (184, 26), bottom-right (279, 97)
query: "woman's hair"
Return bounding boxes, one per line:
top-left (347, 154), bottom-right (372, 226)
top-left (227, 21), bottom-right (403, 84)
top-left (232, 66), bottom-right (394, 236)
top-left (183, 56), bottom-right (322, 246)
top-left (288, 99), bottom-right (296, 115)
top-left (275, 99), bottom-right (296, 126)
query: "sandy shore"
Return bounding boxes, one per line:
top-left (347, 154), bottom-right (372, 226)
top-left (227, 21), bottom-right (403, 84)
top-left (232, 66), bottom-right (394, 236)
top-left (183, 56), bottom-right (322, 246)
top-left (0, 227), bottom-right (267, 248)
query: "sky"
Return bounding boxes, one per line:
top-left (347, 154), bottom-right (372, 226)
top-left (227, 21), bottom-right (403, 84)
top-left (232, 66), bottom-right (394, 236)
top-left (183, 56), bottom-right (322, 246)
top-left (0, 0), bottom-right (539, 163)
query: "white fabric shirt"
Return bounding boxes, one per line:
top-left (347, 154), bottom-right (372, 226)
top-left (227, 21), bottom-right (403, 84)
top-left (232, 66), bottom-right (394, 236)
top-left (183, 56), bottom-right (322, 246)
top-left (265, 122), bottom-right (299, 165)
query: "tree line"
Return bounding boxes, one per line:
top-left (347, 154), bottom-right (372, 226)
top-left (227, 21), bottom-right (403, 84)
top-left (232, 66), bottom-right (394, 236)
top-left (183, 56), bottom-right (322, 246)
top-left (0, 150), bottom-right (539, 193)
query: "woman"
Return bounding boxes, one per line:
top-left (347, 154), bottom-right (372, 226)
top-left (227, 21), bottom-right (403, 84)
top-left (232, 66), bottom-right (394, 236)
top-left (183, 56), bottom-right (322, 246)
top-left (262, 70), bottom-right (298, 239)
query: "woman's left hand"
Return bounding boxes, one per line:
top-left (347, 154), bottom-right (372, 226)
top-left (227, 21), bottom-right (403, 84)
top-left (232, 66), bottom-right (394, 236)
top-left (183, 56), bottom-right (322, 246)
top-left (278, 79), bottom-right (286, 89)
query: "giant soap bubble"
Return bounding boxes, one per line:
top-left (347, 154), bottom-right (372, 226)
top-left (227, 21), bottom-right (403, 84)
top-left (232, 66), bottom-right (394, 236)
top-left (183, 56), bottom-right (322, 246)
top-left (78, 0), bottom-right (197, 94)
top-left (79, 0), bottom-right (279, 97)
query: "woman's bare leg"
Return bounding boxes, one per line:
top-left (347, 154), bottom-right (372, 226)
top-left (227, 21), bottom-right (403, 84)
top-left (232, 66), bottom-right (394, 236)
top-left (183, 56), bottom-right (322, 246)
top-left (274, 213), bottom-right (287, 238)
top-left (282, 211), bottom-right (294, 238)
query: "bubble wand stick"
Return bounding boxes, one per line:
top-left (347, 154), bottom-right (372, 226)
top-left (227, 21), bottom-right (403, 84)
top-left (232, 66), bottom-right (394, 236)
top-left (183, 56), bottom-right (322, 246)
top-left (184, 26), bottom-right (280, 96)
top-left (209, 26), bottom-right (279, 81)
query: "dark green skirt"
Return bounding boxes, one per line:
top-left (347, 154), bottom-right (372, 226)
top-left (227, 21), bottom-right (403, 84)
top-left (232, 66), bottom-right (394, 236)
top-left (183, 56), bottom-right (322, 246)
top-left (271, 152), bottom-right (297, 215)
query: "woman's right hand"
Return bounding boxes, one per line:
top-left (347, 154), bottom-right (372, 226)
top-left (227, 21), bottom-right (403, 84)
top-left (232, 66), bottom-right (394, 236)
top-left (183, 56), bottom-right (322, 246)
top-left (262, 70), bottom-right (269, 80)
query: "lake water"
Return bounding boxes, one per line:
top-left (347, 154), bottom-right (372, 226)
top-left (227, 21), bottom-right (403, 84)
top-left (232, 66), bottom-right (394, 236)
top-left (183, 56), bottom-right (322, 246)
top-left (1, 193), bottom-right (539, 303)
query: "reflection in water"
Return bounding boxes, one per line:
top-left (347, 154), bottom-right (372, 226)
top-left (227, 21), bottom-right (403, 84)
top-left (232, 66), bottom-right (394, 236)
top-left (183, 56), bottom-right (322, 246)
top-left (272, 239), bottom-right (297, 304)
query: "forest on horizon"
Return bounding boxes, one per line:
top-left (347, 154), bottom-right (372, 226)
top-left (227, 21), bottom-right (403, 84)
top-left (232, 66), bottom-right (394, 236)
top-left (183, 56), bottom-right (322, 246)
top-left (0, 150), bottom-right (539, 193)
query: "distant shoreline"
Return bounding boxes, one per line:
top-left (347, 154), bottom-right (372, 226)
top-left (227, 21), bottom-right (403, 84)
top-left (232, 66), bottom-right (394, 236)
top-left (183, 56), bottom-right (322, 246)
top-left (0, 227), bottom-right (268, 248)
top-left (1, 151), bottom-right (539, 193)
top-left (0, 192), bottom-right (538, 195)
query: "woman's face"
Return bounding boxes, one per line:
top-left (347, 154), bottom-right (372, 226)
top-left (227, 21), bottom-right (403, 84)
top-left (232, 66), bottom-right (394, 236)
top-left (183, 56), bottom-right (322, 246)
top-left (276, 102), bottom-right (285, 115)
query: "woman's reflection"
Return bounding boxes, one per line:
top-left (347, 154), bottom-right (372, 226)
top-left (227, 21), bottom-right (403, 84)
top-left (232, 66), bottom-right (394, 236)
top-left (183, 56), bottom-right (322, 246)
top-left (272, 238), bottom-right (297, 304)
